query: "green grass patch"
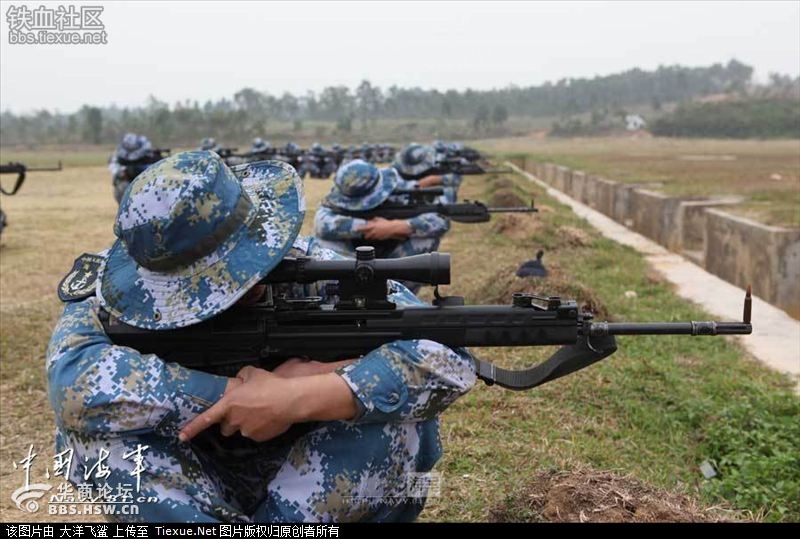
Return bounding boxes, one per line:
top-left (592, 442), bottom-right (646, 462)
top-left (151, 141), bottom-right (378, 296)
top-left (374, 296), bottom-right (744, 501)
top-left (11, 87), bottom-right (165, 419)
top-left (421, 171), bottom-right (798, 521)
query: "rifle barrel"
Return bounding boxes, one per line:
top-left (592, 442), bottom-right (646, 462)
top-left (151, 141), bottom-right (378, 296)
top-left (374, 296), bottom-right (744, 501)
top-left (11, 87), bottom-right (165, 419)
top-left (394, 187), bottom-right (445, 196)
top-left (487, 206), bottom-right (539, 213)
top-left (26, 161), bottom-right (63, 172)
top-left (587, 321), bottom-right (752, 336)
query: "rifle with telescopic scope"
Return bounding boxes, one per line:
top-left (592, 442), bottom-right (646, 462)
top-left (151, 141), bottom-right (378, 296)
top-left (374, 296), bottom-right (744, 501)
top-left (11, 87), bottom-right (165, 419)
top-left (100, 247), bottom-right (753, 390)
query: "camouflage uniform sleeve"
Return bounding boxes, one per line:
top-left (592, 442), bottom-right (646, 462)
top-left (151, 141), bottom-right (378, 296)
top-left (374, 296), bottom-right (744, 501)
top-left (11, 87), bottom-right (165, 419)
top-left (108, 155), bottom-right (122, 177)
top-left (303, 235), bottom-right (349, 261)
top-left (396, 178), bottom-right (420, 189)
top-left (335, 280), bottom-right (476, 423)
top-left (405, 212), bottom-right (450, 239)
top-left (46, 297), bottom-right (228, 437)
top-left (314, 205), bottom-right (367, 240)
top-left (441, 173), bottom-right (463, 189)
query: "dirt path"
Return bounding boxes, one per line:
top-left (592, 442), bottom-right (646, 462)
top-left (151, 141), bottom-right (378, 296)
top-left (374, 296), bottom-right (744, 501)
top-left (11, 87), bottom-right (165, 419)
top-left (509, 162), bottom-right (800, 387)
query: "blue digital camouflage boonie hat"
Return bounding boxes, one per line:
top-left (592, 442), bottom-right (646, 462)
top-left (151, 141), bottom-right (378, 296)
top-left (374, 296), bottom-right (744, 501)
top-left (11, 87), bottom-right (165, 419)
top-left (200, 137), bottom-right (218, 151)
top-left (118, 133), bottom-right (152, 160)
top-left (97, 150), bottom-right (305, 330)
top-left (251, 137), bottom-right (270, 152)
top-left (392, 143), bottom-right (437, 178)
top-left (324, 159), bottom-right (400, 211)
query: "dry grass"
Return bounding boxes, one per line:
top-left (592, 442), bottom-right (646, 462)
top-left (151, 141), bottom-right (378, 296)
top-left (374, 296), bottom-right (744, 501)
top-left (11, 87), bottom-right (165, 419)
top-left (488, 468), bottom-right (737, 522)
top-left (476, 135), bottom-right (800, 227)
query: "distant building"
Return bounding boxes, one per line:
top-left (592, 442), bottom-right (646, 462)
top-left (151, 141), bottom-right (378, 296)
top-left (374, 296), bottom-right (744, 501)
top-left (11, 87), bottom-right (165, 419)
top-left (625, 114), bottom-right (647, 131)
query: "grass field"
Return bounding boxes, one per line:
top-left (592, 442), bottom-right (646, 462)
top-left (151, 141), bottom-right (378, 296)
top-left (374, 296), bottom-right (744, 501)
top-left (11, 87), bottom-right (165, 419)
top-left (476, 136), bottom-right (800, 228)
top-left (0, 157), bottom-right (797, 522)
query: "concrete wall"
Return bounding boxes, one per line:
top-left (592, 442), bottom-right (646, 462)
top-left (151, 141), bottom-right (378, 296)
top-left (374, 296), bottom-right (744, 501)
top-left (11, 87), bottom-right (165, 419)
top-left (628, 189), bottom-right (686, 251)
top-left (679, 197), bottom-right (744, 253)
top-left (593, 176), bottom-right (617, 217)
top-left (521, 160), bottom-right (800, 318)
top-left (704, 210), bottom-right (800, 318)
top-left (568, 171), bottom-right (587, 202)
top-left (611, 183), bottom-right (638, 226)
top-left (583, 175), bottom-right (601, 210)
top-left (553, 166), bottom-right (571, 193)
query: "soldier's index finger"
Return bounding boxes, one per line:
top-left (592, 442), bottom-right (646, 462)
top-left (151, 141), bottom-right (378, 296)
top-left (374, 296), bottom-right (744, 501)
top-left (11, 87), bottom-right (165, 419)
top-left (178, 398), bottom-right (229, 442)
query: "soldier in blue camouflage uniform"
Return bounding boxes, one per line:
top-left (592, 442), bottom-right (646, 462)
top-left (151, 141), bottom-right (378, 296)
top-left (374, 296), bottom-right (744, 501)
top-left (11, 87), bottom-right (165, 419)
top-left (47, 151), bottom-right (476, 522)
top-left (314, 160), bottom-right (450, 293)
top-left (109, 133), bottom-right (154, 203)
top-left (250, 137), bottom-right (272, 154)
top-left (200, 137), bottom-right (221, 152)
top-left (393, 143), bottom-right (462, 204)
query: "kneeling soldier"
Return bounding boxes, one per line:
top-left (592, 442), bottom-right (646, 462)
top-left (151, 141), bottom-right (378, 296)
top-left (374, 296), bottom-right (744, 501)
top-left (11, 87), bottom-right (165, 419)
top-left (48, 151), bottom-right (475, 522)
top-left (314, 159), bottom-right (450, 293)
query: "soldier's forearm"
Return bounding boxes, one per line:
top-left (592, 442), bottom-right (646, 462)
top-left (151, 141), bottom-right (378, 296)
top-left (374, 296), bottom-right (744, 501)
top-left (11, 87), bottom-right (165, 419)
top-left (292, 373), bottom-right (359, 423)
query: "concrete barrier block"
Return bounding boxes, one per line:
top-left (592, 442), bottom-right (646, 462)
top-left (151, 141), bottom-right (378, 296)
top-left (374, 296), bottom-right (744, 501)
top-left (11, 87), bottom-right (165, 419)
top-left (679, 197), bottom-right (744, 252)
top-left (629, 188), bottom-right (684, 249)
top-left (583, 174), bottom-right (601, 208)
top-left (543, 163), bottom-right (557, 184)
top-left (593, 177), bottom-right (617, 216)
top-left (704, 209), bottom-right (800, 318)
top-left (612, 182), bottom-right (636, 226)
top-left (553, 166), bottom-right (571, 192)
top-left (570, 171), bottom-right (587, 202)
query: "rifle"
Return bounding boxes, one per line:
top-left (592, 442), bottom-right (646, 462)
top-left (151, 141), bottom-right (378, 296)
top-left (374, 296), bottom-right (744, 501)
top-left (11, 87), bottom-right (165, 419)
top-left (117, 149), bottom-right (171, 179)
top-left (324, 198), bottom-right (538, 223)
top-left (437, 145), bottom-right (486, 163)
top-left (399, 157), bottom-right (512, 180)
top-left (392, 186), bottom-right (446, 203)
top-left (0, 161), bottom-right (62, 195)
top-left (239, 148), bottom-right (280, 162)
top-left (117, 148), bottom-right (170, 167)
top-left (100, 247), bottom-right (753, 390)
top-left (214, 148), bottom-right (239, 159)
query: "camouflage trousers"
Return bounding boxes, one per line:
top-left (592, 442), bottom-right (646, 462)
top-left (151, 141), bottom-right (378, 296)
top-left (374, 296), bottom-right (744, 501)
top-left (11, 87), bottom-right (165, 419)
top-left (57, 418), bottom-right (442, 522)
top-left (313, 237), bottom-right (441, 293)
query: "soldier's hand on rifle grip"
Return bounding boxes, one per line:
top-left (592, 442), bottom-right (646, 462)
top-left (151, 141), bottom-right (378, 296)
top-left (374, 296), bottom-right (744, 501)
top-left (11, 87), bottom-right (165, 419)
top-left (357, 217), bottom-right (413, 240)
top-left (179, 366), bottom-right (359, 443)
top-left (418, 175), bottom-right (443, 188)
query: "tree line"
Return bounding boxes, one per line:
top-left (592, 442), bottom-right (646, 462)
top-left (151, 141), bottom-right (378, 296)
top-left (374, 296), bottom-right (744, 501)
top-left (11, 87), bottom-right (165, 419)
top-left (0, 60), bottom-right (769, 146)
top-left (650, 98), bottom-right (800, 139)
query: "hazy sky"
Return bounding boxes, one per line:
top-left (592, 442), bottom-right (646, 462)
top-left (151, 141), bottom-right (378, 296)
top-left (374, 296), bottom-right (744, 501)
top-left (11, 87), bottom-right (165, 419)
top-left (1, 0), bottom-right (799, 114)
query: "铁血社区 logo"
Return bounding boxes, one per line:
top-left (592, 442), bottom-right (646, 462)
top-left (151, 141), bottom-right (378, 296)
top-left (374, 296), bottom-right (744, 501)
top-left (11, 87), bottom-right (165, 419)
top-left (6, 4), bottom-right (108, 45)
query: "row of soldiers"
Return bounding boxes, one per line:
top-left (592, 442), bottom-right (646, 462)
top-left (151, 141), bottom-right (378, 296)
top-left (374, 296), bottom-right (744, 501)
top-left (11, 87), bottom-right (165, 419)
top-left (198, 138), bottom-right (399, 171)
top-left (109, 135), bottom-right (403, 202)
top-left (112, 135), bottom-right (501, 301)
top-left (105, 134), bottom-right (513, 291)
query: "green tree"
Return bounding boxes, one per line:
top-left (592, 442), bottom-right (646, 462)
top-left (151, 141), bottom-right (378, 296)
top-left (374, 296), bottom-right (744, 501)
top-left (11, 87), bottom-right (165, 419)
top-left (492, 104), bottom-right (509, 125)
top-left (473, 104), bottom-right (490, 131)
top-left (81, 106), bottom-right (103, 144)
